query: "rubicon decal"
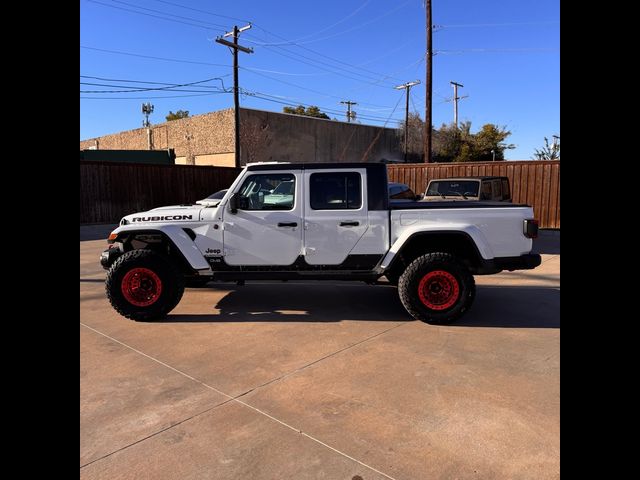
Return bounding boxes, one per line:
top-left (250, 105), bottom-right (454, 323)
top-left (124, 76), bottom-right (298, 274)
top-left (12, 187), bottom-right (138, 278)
top-left (131, 215), bottom-right (193, 222)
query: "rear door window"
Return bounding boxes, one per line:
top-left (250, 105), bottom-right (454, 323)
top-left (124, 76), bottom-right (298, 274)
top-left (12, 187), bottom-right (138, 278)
top-left (310, 172), bottom-right (362, 210)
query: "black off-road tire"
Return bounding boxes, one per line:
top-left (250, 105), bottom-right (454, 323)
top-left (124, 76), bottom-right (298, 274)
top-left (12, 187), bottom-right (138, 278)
top-left (398, 252), bottom-right (475, 324)
top-left (106, 249), bottom-right (185, 321)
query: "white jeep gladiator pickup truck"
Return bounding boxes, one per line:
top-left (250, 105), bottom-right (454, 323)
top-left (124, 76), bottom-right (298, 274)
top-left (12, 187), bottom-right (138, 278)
top-left (100, 162), bottom-right (541, 324)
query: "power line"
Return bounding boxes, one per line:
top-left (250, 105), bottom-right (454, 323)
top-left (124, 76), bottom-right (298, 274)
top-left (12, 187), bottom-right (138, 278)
top-left (80, 46), bottom-right (401, 110)
top-left (81, 87), bottom-right (226, 93)
top-left (240, 67), bottom-right (396, 109)
top-left (248, 0), bottom-right (412, 46)
top-left (81, 42), bottom-right (398, 91)
top-left (147, 0), bottom-right (250, 23)
top-left (243, 32), bottom-right (401, 84)
top-left (242, 90), bottom-right (403, 124)
top-left (242, 66), bottom-right (330, 77)
top-left (438, 20), bottom-right (560, 28)
top-left (86, 0), bottom-right (411, 87)
top-left (80, 75), bottom-right (228, 91)
top-left (359, 92), bottom-right (405, 162)
top-left (80, 46), bottom-right (231, 67)
top-left (81, 92), bottom-right (227, 99)
top-left (85, 0), bottom-right (226, 31)
top-left (243, 42), bottom-right (397, 88)
top-left (109, 0), bottom-right (228, 28)
top-left (436, 48), bottom-right (558, 54)
top-left (409, 93), bottom-right (421, 116)
top-left (280, 0), bottom-right (373, 45)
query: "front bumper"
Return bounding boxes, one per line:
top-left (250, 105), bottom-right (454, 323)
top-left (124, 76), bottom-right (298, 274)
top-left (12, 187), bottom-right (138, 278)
top-left (473, 253), bottom-right (542, 275)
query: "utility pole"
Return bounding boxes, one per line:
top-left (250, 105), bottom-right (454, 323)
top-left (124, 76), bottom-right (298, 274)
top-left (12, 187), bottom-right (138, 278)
top-left (424, 0), bottom-right (433, 163)
top-left (394, 80), bottom-right (421, 162)
top-left (449, 81), bottom-right (468, 127)
top-left (215, 24), bottom-right (253, 168)
top-left (340, 100), bottom-right (357, 123)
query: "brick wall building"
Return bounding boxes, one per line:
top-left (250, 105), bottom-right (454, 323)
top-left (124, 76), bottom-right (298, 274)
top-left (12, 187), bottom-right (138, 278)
top-left (80, 107), bottom-right (401, 166)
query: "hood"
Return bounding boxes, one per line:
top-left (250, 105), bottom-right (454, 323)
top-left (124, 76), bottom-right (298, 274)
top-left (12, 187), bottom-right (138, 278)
top-left (120, 204), bottom-right (206, 225)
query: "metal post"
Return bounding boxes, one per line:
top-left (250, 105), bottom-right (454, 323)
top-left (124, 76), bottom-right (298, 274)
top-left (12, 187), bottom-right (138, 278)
top-left (395, 81), bottom-right (421, 163)
top-left (453, 83), bottom-right (458, 127)
top-left (450, 81), bottom-right (466, 128)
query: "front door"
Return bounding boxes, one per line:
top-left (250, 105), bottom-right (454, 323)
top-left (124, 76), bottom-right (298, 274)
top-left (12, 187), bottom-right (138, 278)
top-left (222, 170), bottom-right (303, 265)
top-left (303, 169), bottom-right (369, 265)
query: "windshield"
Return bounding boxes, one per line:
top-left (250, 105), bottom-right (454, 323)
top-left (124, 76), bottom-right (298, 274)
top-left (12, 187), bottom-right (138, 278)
top-left (203, 190), bottom-right (227, 200)
top-left (426, 180), bottom-right (479, 197)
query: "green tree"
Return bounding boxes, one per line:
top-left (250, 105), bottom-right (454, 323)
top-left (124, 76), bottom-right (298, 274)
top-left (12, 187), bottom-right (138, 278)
top-left (473, 124), bottom-right (514, 161)
top-left (165, 110), bottom-right (190, 121)
top-left (533, 137), bottom-right (560, 160)
top-left (282, 105), bottom-right (330, 119)
top-left (432, 121), bottom-right (514, 162)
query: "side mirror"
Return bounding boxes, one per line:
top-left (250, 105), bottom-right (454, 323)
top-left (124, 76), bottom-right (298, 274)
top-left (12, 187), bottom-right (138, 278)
top-left (229, 192), bottom-right (239, 214)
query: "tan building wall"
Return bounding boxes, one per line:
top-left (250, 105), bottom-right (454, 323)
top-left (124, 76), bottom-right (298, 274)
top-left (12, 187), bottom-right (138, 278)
top-left (80, 107), bottom-right (401, 166)
top-left (80, 109), bottom-right (236, 163)
top-left (175, 153), bottom-right (235, 167)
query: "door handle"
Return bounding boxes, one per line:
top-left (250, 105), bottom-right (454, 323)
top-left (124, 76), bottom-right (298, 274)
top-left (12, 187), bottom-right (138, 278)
top-left (339, 221), bottom-right (360, 227)
top-left (277, 222), bottom-right (298, 227)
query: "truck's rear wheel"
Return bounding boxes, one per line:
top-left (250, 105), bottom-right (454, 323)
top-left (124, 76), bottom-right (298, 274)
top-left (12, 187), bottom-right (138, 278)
top-left (398, 252), bottom-right (475, 324)
top-left (106, 249), bottom-right (185, 321)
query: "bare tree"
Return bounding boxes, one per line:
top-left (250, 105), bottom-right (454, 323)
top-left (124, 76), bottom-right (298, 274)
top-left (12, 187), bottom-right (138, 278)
top-left (240, 119), bottom-right (272, 164)
top-left (397, 113), bottom-right (424, 162)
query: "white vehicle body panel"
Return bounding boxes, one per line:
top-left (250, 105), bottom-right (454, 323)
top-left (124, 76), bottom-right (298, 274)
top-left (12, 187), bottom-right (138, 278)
top-left (380, 206), bottom-right (534, 268)
top-left (112, 223), bottom-right (211, 271)
top-left (222, 169), bottom-right (304, 265)
top-left (350, 210), bottom-right (390, 256)
top-left (302, 168), bottom-right (369, 265)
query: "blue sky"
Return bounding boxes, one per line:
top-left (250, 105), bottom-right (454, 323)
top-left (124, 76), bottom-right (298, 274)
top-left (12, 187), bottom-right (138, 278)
top-left (80, 0), bottom-right (559, 160)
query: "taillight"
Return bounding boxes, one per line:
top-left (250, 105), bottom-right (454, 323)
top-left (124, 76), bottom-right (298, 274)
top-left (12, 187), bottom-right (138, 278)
top-left (523, 219), bottom-right (539, 239)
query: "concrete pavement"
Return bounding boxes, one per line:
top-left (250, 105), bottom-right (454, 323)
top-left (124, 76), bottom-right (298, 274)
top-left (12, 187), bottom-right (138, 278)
top-left (80, 235), bottom-right (559, 479)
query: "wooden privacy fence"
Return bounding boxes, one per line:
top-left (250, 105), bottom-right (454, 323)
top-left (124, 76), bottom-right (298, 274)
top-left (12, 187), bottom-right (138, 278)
top-left (80, 161), bottom-right (241, 224)
top-left (387, 160), bottom-right (560, 229)
top-left (81, 159), bottom-right (560, 228)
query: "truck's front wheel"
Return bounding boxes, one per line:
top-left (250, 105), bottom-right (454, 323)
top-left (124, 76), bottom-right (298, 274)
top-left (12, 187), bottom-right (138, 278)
top-left (106, 249), bottom-right (185, 321)
top-left (398, 252), bottom-right (475, 324)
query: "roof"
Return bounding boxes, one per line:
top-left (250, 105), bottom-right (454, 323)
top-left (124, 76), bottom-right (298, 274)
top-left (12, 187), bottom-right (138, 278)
top-left (246, 162), bottom-right (387, 172)
top-left (429, 176), bottom-right (508, 181)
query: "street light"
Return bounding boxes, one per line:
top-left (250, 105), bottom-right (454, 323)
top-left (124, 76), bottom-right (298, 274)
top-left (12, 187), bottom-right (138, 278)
top-left (491, 149), bottom-right (495, 161)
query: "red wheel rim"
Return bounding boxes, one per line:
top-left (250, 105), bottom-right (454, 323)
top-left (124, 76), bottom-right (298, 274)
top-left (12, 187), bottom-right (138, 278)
top-left (418, 270), bottom-right (460, 311)
top-left (121, 268), bottom-right (163, 307)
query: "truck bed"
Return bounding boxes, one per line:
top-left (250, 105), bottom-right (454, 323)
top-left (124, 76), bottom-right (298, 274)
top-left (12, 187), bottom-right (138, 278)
top-left (389, 200), bottom-right (529, 209)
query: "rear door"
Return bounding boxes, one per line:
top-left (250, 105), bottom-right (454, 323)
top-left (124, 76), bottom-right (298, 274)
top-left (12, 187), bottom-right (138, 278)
top-left (303, 168), bottom-right (368, 265)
